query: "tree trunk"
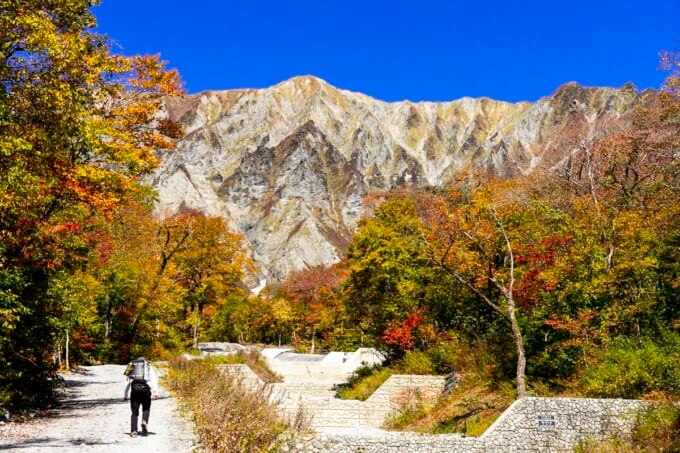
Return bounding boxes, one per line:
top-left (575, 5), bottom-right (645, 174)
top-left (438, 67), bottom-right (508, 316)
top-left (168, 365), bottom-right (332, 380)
top-left (310, 326), bottom-right (316, 354)
top-left (507, 300), bottom-right (526, 398)
top-left (104, 294), bottom-right (111, 339)
top-left (193, 300), bottom-right (200, 349)
top-left (65, 329), bottom-right (70, 371)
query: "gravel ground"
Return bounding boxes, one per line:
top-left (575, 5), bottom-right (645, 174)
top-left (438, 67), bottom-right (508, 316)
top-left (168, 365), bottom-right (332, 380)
top-left (0, 364), bottom-right (196, 452)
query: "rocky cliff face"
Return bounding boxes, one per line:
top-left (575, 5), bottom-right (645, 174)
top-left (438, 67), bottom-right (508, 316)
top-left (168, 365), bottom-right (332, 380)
top-left (147, 76), bottom-right (650, 282)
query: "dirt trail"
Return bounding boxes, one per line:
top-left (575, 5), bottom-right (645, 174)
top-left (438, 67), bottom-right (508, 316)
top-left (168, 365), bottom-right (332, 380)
top-left (0, 364), bottom-right (195, 452)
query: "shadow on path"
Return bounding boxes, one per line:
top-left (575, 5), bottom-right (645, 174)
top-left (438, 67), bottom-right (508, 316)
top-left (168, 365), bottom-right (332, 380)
top-left (0, 436), bottom-right (118, 449)
top-left (45, 396), bottom-right (174, 418)
top-left (42, 397), bottom-right (127, 418)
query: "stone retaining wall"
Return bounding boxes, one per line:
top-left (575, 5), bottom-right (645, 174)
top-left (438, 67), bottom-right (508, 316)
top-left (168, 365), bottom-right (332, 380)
top-left (277, 374), bottom-right (446, 429)
top-left (284, 431), bottom-right (479, 453)
top-left (479, 397), bottom-right (644, 452)
top-left (219, 362), bottom-right (645, 451)
top-left (264, 348), bottom-right (385, 384)
top-left (285, 397), bottom-right (645, 452)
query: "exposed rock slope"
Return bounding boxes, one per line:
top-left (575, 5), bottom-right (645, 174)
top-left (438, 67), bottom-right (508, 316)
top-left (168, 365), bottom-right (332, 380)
top-left (147, 76), bottom-right (650, 281)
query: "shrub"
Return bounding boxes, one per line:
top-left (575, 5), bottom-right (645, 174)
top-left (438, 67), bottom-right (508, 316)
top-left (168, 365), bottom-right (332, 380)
top-left (426, 337), bottom-right (463, 374)
top-left (401, 350), bottom-right (436, 375)
top-left (582, 336), bottom-right (680, 399)
top-left (166, 358), bottom-right (302, 452)
top-left (630, 403), bottom-right (680, 451)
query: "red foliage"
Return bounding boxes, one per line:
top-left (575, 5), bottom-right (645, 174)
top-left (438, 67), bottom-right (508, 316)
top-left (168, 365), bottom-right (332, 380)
top-left (94, 237), bottom-right (113, 265)
top-left (281, 265), bottom-right (346, 303)
top-left (49, 222), bottom-right (82, 235)
top-left (281, 264), bottom-right (347, 315)
top-left (514, 235), bottom-right (574, 308)
top-left (73, 330), bottom-right (95, 351)
top-left (381, 309), bottom-right (423, 350)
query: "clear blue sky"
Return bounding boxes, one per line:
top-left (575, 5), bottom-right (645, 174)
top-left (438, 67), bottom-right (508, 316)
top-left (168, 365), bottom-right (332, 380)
top-left (94, 0), bottom-right (679, 102)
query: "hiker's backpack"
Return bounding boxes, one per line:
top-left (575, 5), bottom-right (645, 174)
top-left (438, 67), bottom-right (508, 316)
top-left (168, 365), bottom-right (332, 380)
top-left (125, 359), bottom-right (151, 392)
top-left (128, 360), bottom-right (146, 381)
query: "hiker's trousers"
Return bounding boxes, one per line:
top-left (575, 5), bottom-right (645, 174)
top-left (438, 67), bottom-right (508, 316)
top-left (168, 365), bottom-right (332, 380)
top-left (130, 387), bottom-right (151, 432)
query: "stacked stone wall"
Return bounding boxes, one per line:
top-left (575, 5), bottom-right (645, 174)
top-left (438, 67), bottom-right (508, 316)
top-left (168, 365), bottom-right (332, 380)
top-left (220, 362), bottom-right (645, 452)
top-left (479, 397), bottom-right (643, 452)
top-left (277, 374), bottom-right (446, 429)
top-left (285, 397), bottom-right (645, 452)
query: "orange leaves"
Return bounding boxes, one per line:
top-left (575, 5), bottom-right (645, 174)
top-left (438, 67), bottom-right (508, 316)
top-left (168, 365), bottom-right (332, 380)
top-left (0, 3), bottom-right (188, 278)
top-left (470, 178), bottom-right (528, 211)
top-left (156, 117), bottom-right (185, 140)
top-left (282, 265), bottom-right (346, 305)
top-left (94, 55), bottom-right (185, 176)
top-left (280, 263), bottom-right (348, 331)
top-left (47, 222), bottom-right (81, 235)
top-left (128, 55), bottom-right (184, 96)
top-left (544, 310), bottom-right (603, 351)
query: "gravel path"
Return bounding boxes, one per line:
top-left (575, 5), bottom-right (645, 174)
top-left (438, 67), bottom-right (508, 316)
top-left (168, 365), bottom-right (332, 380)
top-left (0, 364), bottom-right (196, 452)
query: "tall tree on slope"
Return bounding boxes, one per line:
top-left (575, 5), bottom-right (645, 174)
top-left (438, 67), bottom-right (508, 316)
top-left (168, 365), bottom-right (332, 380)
top-left (0, 0), bottom-right (183, 407)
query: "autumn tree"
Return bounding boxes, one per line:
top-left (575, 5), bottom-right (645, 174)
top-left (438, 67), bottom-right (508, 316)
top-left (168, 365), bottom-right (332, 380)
top-left (0, 0), bottom-right (183, 406)
top-left (172, 213), bottom-right (247, 348)
top-left (344, 199), bottom-right (435, 350)
top-left (89, 200), bottom-right (187, 360)
top-left (419, 181), bottom-right (576, 398)
top-left (281, 263), bottom-right (348, 353)
top-left (532, 63), bottom-right (680, 346)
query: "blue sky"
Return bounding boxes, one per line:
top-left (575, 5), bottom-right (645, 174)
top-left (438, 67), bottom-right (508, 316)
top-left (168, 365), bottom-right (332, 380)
top-left (94, 0), bottom-right (680, 102)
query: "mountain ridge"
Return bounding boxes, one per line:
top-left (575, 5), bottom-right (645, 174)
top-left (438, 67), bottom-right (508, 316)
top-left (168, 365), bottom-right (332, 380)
top-left (148, 76), bottom-right (653, 282)
top-left (180, 75), bottom-right (642, 105)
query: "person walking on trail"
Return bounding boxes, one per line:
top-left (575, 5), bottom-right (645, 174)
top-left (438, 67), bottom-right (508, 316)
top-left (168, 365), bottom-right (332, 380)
top-left (123, 357), bottom-right (159, 437)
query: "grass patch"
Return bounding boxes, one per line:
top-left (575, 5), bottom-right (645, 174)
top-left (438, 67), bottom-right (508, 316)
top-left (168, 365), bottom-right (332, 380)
top-left (165, 358), bottom-right (308, 452)
top-left (458, 411), bottom-right (501, 437)
top-left (384, 395), bottom-right (433, 429)
top-left (384, 375), bottom-right (514, 435)
top-left (336, 365), bottom-right (394, 400)
top-left (336, 352), bottom-right (438, 401)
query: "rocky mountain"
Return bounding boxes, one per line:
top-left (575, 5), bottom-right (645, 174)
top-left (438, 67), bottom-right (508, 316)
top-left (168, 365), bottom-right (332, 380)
top-left (146, 76), bottom-right (651, 283)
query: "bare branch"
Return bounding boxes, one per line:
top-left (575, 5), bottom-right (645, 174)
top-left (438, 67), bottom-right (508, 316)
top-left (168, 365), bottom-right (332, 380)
top-left (426, 243), bottom-right (508, 319)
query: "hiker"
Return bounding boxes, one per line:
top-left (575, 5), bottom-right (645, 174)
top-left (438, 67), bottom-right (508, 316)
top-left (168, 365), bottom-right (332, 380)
top-left (123, 357), bottom-right (159, 437)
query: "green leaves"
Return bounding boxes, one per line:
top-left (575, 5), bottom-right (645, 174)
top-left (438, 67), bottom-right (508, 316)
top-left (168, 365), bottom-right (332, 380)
top-left (582, 335), bottom-right (680, 399)
top-left (345, 199), bottom-right (434, 342)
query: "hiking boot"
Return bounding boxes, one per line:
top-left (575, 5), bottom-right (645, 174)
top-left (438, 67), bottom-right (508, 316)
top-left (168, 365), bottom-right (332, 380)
top-left (141, 422), bottom-right (148, 435)
top-left (130, 431), bottom-right (137, 438)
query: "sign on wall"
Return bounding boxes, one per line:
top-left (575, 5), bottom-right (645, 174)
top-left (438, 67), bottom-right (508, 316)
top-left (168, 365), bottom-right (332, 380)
top-left (537, 414), bottom-right (556, 429)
